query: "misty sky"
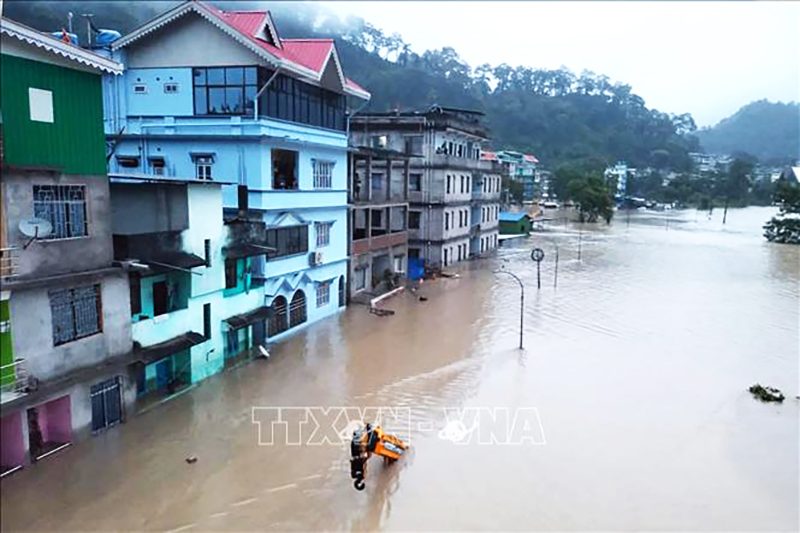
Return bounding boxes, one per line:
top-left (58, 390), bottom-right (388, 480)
top-left (324, 1), bottom-right (799, 128)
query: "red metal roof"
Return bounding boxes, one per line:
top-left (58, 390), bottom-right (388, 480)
top-left (523, 154), bottom-right (540, 164)
top-left (200, 3), bottom-right (365, 94)
top-left (481, 151), bottom-right (499, 162)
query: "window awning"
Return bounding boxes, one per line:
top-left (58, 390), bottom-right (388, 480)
top-left (138, 251), bottom-right (206, 275)
top-left (225, 306), bottom-right (272, 330)
top-left (223, 243), bottom-right (270, 260)
top-left (134, 332), bottom-right (206, 365)
top-left (189, 152), bottom-right (216, 162)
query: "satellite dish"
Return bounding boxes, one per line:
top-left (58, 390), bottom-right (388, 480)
top-left (19, 218), bottom-right (53, 238)
top-left (19, 218), bottom-right (53, 248)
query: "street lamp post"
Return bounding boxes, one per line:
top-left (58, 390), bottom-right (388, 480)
top-left (494, 269), bottom-right (524, 350)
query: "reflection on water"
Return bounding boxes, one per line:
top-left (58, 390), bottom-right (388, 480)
top-left (1, 207), bottom-right (797, 532)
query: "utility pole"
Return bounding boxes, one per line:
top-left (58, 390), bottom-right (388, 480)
top-left (494, 269), bottom-right (524, 350)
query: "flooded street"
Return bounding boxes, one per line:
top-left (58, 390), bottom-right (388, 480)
top-left (2, 206), bottom-right (797, 532)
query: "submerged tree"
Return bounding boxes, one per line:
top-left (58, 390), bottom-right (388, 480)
top-left (764, 171), bottom-right (800, 244)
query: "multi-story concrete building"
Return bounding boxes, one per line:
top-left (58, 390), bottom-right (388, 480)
top-left (496, 150), bottom-right (540, 203)
top-left (604, 161), bottom-right (636, 198)
top-left (347, 147), bottom-right (412, 301)
top-left (351, 106), bottom-right (499, 269)
top-left (101, 1), bottom-right (368, 339)
top-left (109, 176), bottom-right (268, 406)
top-left (0, 17), bottom-right (129, 476)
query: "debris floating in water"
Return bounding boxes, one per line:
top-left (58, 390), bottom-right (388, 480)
top-left (748, 384), bottom-right (785, 403)
top-left (186, 456), bottom-right (198, 464)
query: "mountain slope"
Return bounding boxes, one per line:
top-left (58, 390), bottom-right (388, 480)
top-left (6, 1), bottom-right (700, 170)
top-left (696, 100), bottom-right (799, 164)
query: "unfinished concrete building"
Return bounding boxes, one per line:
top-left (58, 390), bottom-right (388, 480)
top-left (350, 106), bottom-right (499, 270)
top-left (346, 147), bottom-right (412, 302)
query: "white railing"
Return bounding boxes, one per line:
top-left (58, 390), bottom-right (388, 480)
top-left (0, 359), bottom-right (33, 400)
top-left (0, 247), bottom-right (19, 279)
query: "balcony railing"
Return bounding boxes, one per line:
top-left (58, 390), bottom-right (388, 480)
top-left (0, 359), bottom-right (34, 403)
top-left (0, 247), bottom-right (19, 279)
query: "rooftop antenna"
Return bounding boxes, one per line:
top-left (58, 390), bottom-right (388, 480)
top-left (68, 12), bottom-right (74, 34)
top-left (19, 218), bottom-right (53, 249)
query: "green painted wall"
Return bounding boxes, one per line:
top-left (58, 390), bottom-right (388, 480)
top-left (0, 300), bottom-right (14, 387)
top-left (223, 258), bottom-right (252, 298)
top-left (0, 54), bottom-right (106, 174)
top-left (499, 219), bottom-right (532, 235)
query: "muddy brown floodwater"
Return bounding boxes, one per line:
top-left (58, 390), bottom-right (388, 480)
top-left (1, 207), bottom-right (798, 532)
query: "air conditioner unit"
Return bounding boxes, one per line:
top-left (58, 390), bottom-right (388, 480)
top-left (309, 250), bottom-right (323, 266)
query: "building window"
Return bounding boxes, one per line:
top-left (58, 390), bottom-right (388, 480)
top-left (204, 239), bottom-right (212, 267)
top-left (269, 296), bottom-right (288, 337)
top-left (355, 268), bottom-right (367, 291)
top-left (225, 259), bottom-right (238, 289)
top-left (410, 173), bottom-right (422, 192)
top-left (29, 88), bottom-right (54, 123)
top-left (460, 175), bottom-right (465, 193)
top-left (90, 377), bottom-right (122, 432)
top-left (272, 149), bottom-right (298, 190)
top-left (193, 66), bottom-right (257, 115)
top-left (149, 157), bottom-right (165, 176)
top-left (405, 135), bottom-right (423, 155)
top-left (289, 290), bottom-right (307, 327)
top-left (133, 84), bottom-right (147, 94)
top-left (393, 255), bottom-right (405, 273)
top-left (444, 212), bottom-right (450, 231)
top-left (164, 82), bottom-right (179, 94)
top-left (313, 160), bottom-right (334, 189)
top-left (262, 73), bottom-right (345, 131)
top-left (316, 222), bottom-right (332, 248)
top-left (371, 135), bottom-right (388, 149)
top-left (446, 175), bottom-right (451, 194)
top-left (33, 185), bottom-right (88, 240)
top-left (443, 248), bottom-right (449, 267)
top-left (264, 225), bottom-right (308, 259)
top-left (409, 211), bottom-right (421, 229)
top-left (49, 284), bottom-right (102, 346)
top-left (316, 281), bottom-right (331, 308)
top-left (195, 156), bottom-right (213, 180)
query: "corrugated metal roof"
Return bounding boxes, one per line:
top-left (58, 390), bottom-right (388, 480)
top-left (202, 4), bottom-right (367, 97)
top-left (499, 212), bottom-right (530, 222)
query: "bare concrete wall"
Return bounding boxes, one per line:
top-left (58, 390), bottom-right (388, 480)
top-left (110, 183), bottom-right (189, 235)
top-left (3, 170), bottom-right (113, 279)
top-left (125, 13), bottom-right (262, 69)
top-left (9, 272), bottom-right (133, 383)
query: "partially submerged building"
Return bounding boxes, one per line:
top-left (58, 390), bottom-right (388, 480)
top-left (101, 0), bottom-right (368, 338)
top-left (351, 106), bottom-right (499, 269)
top-left (0, 17), bottom-right (129, 476)
top-left (346, 147), bottom-right (412, 302)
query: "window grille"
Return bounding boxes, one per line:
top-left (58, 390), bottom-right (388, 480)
top-left (50, 284), bottom-right (101, 345)
top-left (316, 281), bottom-right (331, 308)
top-left (316, 222), bottom-right (331, 248)
top-left (33, 185), bottom-right (88, 240)
top-left (313, 160), bottom-right (334, 189)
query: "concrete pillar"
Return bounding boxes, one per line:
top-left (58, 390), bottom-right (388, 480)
top-left (366, 154), bottom-right (372, 202)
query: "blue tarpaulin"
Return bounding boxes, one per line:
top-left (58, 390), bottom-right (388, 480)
top-left (408, 258), bottom-right (425, 280)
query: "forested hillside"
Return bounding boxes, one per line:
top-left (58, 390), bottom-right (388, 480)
top-left (696, 100), bottom-right (800, 165)
top-left (8, 1), bottom-right (705, 170)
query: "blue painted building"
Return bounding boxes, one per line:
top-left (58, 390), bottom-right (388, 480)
top-left (101, 1), bottom-right (368, 345)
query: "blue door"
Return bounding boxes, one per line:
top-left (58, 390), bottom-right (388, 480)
top-left (155, 359), bottom-right (172, 390)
